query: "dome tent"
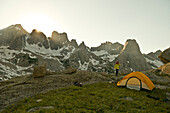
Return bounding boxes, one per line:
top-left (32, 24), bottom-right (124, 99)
top-left (117, 72), bottom-right (155, 91)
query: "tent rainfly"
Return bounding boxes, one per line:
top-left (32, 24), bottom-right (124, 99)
top-left (117, 72), bottom-right (155, 91)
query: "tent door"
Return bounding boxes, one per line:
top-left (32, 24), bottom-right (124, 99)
top-left (126, 77), bottom-right (141, 91)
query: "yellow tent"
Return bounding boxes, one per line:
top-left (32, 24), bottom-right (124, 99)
top-left (117, 72), bottom-right (155, 91)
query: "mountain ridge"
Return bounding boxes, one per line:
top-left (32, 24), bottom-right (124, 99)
top-left (0, 24), bottom-right (165, 81)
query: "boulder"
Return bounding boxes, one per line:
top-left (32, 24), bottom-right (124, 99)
top-left (155, 62), bottom-right (170, 75)
top-left (62, 66), bottom-right (77, 74)
top-left (159, 47), bottom-right (170, 63)
top-left (32, 64), bottom-right (46, 77)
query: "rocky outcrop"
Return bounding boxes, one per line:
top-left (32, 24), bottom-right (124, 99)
top-left (27, 29), bottom-right (49, 49)
top-left (35, 55), bottom-right (64, 71)
top-left (0, 24), bottom-right (28, 50)
top-left (91, 41), bottom-right (123, 55)
top-left (49, 31), bottom-right (69, 50)
top-left (0, 70), bottom-right (109, 112)
top-left (70, 39), bottom-right (78, 48)
top-left (32, 64), bottom-right (46, 77)
top-left (63, 42), bottom-right (102, 71)
top-left (115, 39), bottom-right (152, 73)
top-left (79, 41), bottom-right (88, 50)
top-left (154, 62), bottom-right (170, 75)
top-left (144, 50), bottom-right (163, 68)
top-left (146, 50), bottom-right (162, 61)
top-left (10, 53), bottom-right (38, 67)
top-left (62, 66), bottom-right (77, 74)
top-left (159, 47), bottom-right (170, 63)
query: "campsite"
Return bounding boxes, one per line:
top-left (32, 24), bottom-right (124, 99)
top-left (0, 70), bottom-right (169, 112)
top-left (117, 72), bottom-right (155, 91)
top-left (0, 0), bottom-right (170, 112)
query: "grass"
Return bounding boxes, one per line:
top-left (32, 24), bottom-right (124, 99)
top-left (2, 82), bottom-right (170, 113)
top-left (154, 72), bottom-right (169, 77)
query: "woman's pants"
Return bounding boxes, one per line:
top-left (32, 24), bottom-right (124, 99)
top-left (116, 69), bottom-right (119, 76)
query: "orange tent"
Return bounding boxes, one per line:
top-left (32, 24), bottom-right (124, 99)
top-left (117, 72), bottom-right (155, 91)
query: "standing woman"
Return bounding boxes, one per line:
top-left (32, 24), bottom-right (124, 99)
top-left (114, 61), bottom-right (120, 76)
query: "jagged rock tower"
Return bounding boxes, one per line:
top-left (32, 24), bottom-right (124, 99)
top-left (115, 39), bottom-right (152, 73)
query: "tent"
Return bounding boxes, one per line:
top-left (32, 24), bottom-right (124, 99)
top-left (117, 72), bottom-right (155, 91)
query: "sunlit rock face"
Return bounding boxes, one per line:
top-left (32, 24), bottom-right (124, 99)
top-left (0, 24), bottom-right (28, 50)
top-left (49, 31), bottom-right (69, 50)
top-left (155, 62), bottom-right (170, 75)
top-left (115, 39), bottom-right (152, 73)
top-left (159, 47), bottom-right (170, 64)
top-left (27, 29), bottom-right (49, 49)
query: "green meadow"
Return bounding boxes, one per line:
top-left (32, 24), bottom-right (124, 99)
top-left (2, 82), bottom-right (169, 113)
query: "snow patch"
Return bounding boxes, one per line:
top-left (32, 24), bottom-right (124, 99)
top-left (101, 54), bottom-right (118, 62)
top-left (63, 46), bottom-right (76, 60)
top-left (92, 50), bottom-right (118, 62)
top-left (90, 57), bottom-right (99, 65)
top-left (145, 57), bottom-right (163, 68)
top-left (15, 26), bottom-right (21, 30)
top-left (25, 34), bottom-right (63, 61)
top-left (92, 50), bottom-right (108, 56)
top-left (0, 46), bottom-right (20, 59)
top-left (78, 60), bottom-right (89, 70)
top-left (130, 68), bottom-right (133, 71)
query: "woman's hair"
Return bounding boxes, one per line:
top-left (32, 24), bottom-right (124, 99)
top-left (116, 61), bottom-right (119, 64)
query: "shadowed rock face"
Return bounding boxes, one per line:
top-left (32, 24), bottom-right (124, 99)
top-left (70, 39), bottom-right (78, 48)
top-left (91, 41), bottom-right (123, 55)
top-left (79, 41), bottom-right (88, 50)
top-left (27, 29), bottom-right (49, 49)
top-left (159, 47), bottom-right (170, 63)
top-left (63, 41), bottom-right (102, 71)
top-left (115, 39), bottom-right (152, 73)
top-left (146, 50), bottom-right (162, 61)
top-left (0, 24), bottom-right (28, 50)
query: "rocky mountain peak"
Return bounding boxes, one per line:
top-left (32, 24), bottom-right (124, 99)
top-left (29, 29), bottom-right (47, 41)
top-left (13, 24), bottom-right (22, 28)
top-left (147, 50), bottom-right (162, 60)
top-left (115, 39), bottom-right (152, 73)
top-left (0, 24), bottom-right (28, 50)
top-left (79, 41), bottom-right (87, 49)
top-left (70, 39), bottom-right (78, 48)
top-left (1, 24), bottom-right (28, 35)
top-left (2, 24), bottom-right (28, 34)
top-left (90, 41), bottom-right (123, 55)
top-left (155, 50), bottom-right (162, 55)
top-left (27, 29), bottom-right (49, 49)
top-left (51, 31), bottom-right (69, 42)
top-left (49, 31), bottom-right (69, 49)
top-left (121, 39), bottom-right (141, 55)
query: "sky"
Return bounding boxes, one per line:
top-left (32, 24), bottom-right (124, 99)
top-left (0, 0), bottom-right (170, 53)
